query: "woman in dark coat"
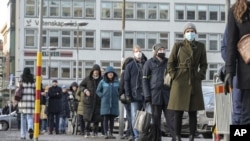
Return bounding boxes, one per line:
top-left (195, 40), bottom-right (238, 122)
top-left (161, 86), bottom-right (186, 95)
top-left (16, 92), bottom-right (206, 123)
top-left (225, 0), bottom-right (250, 125)
top-left (167, 22), bottom-right (207, 141)
top-left (79, 64), bottom-right (102, 137)
top-left (97, 66), bottom-right (120, 139)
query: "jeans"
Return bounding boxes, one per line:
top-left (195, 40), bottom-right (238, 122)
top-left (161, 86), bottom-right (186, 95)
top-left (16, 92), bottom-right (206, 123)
top-left (130, 101), bottom-right (143, 140)
top-left (59, 117), bottom-right (68, 132)
top-left (124, 103), bottom-right (133, 137)
top-left (41, 119), bottom-right (47, 131)
top-left (232, 76), bottom-right (242, 125)
top-left (20, 113), bottom-right (33, 138)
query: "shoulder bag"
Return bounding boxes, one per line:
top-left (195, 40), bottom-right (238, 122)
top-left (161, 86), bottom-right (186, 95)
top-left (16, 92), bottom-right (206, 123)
top-left (237, 34), bottom-right (250, 64)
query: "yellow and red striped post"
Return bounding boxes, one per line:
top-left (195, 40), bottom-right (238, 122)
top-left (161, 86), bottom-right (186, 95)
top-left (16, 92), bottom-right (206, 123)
top-left (34, 52), bottom-right (42, 140)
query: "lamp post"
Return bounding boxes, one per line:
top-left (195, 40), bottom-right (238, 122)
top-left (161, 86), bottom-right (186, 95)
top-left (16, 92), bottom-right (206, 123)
top-left (63, 22), bottom-right (88, 83)
top-left (42, 46), bottom-right (56, 85)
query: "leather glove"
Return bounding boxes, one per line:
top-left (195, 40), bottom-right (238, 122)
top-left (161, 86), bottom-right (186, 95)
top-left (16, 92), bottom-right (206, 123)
top-left (224, 73), bottom-right (233, 95)
top-left (145, 96), bottom-right (152, 103)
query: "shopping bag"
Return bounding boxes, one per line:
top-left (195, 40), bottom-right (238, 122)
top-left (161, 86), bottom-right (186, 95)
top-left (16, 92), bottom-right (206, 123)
top-left (134, 109), bottom-right (152, 132)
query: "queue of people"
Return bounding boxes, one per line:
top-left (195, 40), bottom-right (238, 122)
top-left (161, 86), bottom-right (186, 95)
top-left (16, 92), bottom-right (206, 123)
top-left (11, 21), bottom-right (211, 141)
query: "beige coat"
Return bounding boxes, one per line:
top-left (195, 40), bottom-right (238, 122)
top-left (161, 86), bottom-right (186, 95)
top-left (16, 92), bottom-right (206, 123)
top-left (75, 88), bottom-right (84, 115)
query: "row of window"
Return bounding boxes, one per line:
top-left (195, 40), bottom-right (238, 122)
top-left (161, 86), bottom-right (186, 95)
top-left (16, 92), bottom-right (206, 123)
top-left (25, 29), bottom-right (222, 51)
top-left (25, 0), bottom-right (225, 22)
top-left (24, 60), bottom-right (223, 81)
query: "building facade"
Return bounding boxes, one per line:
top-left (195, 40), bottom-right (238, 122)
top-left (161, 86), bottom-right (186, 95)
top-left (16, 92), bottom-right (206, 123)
top-left (12, 0), bottom-right (227, 86)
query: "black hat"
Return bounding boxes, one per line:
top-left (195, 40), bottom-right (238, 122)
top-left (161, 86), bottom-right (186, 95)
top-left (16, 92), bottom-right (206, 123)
top-left (52, 80), bottom-right (57, 83)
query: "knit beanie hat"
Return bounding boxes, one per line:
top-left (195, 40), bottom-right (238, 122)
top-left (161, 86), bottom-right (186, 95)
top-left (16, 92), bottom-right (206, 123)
top-left (152, 43), bottom-right (165, 56)
top-left (183, 22), bottom-right (197, 33)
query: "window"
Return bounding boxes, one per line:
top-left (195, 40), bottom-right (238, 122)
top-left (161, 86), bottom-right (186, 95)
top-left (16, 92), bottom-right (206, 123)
top-left (42, 30), bottom-right (48, 47)
top-left (85, 31), bottom-right (95, 48)
top-left (73, 61), bottom-right (82, 79)
top-left (220, 5), bottom-right (225, 21)
top-left (49, 30), bottom-right (59, 47)
top-left (61, 61), bottom-right (70, 78)
top-left (159, 4), bottom-right (169, 20)
top-left (25, 30), bottom-right (36, 47)
top-left (85, 1), bottom-right (95, 18)
top-left (209, 34), bottom-right (218, 51)
top-left (25, 0), bottom-right (36, 16)
top-left (114, 2), bottom-right (122, 19)
top-left (159, 33), bottom-right (169, 50)
top-left (208, 64), bottom-right (220, 80)
top-left (136, 32), bottom-right (145, 49)
top-left (101, 2), bottom-right (112, 18)
top-left (49, 0), bottom-right (60, 17)
top-left (62, 31), bottom-right (71, 47)
top-left (61, 1), bottom-right (71, 17)
top-left (101, 32), bottom-right (111, 48)
top-left (74, 31), bottom-right (82, 48)
top-left (73, 1), bottom-right (83, 17)
top-left (51, 61), bottom-right (58, 78)
top-left (125, 32), bottom-right (134, 49)
top-left (136, 3), bottom-right (146, 20)
top-left (126, 3), bottom-right (134, 19)
top-left (42, 61), bottom-right (47, 77)
top-left (83, 61), bottom-right (95, 78)
top-left (38, 0), bottom-right (48, 16)
top-left (175, 4), bottom-right (185, 20)
top-left (187, 5), bottom-right (196, 20)
top-left (148, 3), bottom-right (157, 19)
top-left (147, 33), bottom-right (157, 50)
top-left (198, 5), bottom-right (207, 20)
top-left (175, 33), bottom-right (184, 43)
top-left (209, 5), bottom-right (219, 21)
top-left (197, 34), bottom-right (207, 47)
top-left (113, 32), bottom-right (122, 49)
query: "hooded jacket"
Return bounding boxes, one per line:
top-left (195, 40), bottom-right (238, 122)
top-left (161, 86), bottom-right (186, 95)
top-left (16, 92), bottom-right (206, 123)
top-left (96, 66), bottom-right (119, 116)
top-left (79, 64), bottom-right (103, 122)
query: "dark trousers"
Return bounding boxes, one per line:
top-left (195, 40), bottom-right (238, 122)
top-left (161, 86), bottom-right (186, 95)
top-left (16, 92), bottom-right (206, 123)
top-left (49, 113), bottom-right (60, 133)
top-left (152, 105), bottom-right (175, 141)
top-left (78, 115), bottom-right (85, 133)
top-left (103, 115), bottom-right (115, 134)
top-left (240, 89), bottom-right (250, 125)
top-left (175, 111), bottom-right (197, 136)
top-left (232, 76), bottom-right (242, 125)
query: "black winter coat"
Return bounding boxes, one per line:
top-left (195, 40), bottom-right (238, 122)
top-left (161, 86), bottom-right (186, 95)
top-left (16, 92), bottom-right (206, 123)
top-left (227, 5), bottom-right (250, 89)
top-left (60, 92), bottom-right (70, 117)
top-left (142, 57), bottom-right (170, 105)
top-left (48, 86), bottom-right (62, 114)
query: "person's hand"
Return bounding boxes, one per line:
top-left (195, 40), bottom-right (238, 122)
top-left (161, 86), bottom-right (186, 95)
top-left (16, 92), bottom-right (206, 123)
top-left (85, 90), bottom-right (91, 96)
top-left (224, 73), bottom-right (233, 95)
top-left (145, 96), bottom-right (151, 103)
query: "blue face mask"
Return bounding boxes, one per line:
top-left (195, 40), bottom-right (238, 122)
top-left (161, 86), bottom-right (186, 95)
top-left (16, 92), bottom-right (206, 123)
top-left (185, 32), bottom-right (196, 41)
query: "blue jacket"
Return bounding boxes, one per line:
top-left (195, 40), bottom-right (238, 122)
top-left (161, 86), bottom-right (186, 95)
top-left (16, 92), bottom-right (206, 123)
top-left (221, 24), bottom-right (228, 62)
top-left (142, 57), bottom-right (170, 106)
top-left (97, 66), bottom-right (119, 116)
top-left (124, 58), bottom-right (147, 102)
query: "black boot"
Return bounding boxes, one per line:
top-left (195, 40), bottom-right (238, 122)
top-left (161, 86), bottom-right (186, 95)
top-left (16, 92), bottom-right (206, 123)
top-left (189, 135), bottom-right (194, 141)
top-left (109, 131), bottom-right (116, 139)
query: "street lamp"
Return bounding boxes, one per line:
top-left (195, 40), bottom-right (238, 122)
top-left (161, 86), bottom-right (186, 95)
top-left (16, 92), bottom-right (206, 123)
top-left (42, 46), bottom-right (56, 85)
top-left (63, 22), bottom-right (88, 83)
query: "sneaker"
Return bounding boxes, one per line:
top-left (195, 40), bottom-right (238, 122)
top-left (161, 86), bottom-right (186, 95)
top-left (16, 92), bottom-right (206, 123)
top-left (109, 134), bottom-right (116, 139)
top-left (28, 129), bottom-right (33, 139)
top-left (41, 130), bottom-right (46, 134)
top-left (85, 132), bottom-right (90, 138)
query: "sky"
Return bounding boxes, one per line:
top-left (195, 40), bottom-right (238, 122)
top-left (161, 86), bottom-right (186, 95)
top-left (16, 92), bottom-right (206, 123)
top-left (0, 0), bottom-right (9, 40)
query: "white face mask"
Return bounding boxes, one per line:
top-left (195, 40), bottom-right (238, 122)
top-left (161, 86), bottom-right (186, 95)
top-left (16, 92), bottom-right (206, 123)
top-left (134, 52), bottom-right (142, 59)
top-left (185, 32), bottom-right (196, 41)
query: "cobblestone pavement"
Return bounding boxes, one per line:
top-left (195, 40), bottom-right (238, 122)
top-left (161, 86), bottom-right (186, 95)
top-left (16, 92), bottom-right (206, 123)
top-left (0, 129), bottom-right (215, 141)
